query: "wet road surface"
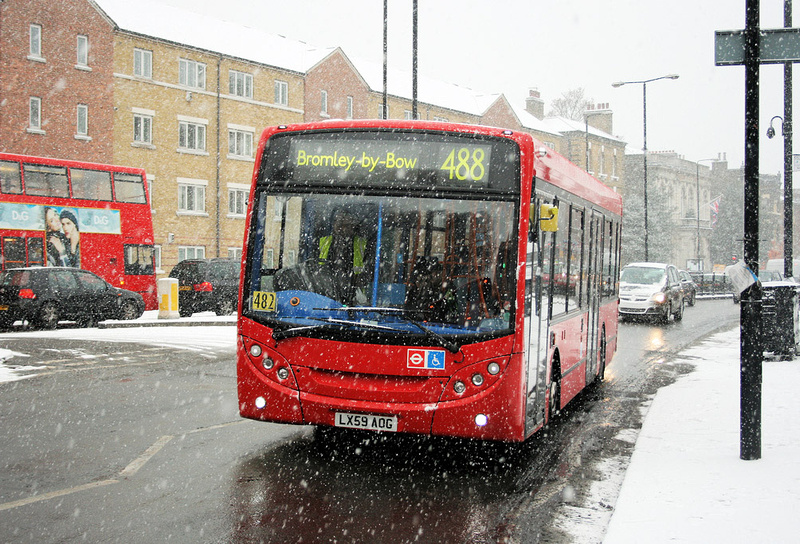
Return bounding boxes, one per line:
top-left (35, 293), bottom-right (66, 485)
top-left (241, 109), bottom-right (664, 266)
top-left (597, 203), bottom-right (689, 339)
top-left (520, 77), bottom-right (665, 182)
top-left (0, 299), bottom-right (739, 542)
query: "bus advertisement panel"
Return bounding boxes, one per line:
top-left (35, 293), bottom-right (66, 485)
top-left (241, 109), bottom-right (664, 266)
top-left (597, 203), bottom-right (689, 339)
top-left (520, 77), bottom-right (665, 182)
top-left (236, 120), bottom-right (622, 442)
top-left (0, 153), bottom-right (157, 309)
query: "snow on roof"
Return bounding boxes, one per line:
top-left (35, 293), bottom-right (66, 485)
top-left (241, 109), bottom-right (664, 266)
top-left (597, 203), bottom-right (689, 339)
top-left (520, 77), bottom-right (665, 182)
top-left (93, 0), bottom-right (334, 73)
top-left (541, 115), bottom-right (624, 143)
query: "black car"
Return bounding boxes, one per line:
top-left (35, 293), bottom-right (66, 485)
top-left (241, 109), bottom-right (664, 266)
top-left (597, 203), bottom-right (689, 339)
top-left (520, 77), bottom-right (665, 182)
top-left (679, 270), bottom-right (698, 307)
top-left (0, 267), bottom-right (145, 329)
top-left (169, 258), bottom-right (240, 317)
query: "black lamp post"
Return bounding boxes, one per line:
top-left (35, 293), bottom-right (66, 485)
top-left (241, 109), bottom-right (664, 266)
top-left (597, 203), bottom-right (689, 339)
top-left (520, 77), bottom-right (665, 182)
top-left (612, 74), bottom-right (679, 261)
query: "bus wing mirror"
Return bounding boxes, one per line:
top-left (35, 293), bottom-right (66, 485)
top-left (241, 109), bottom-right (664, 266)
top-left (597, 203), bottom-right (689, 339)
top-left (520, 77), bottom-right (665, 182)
top-left (538, 204), bottom-right (558, 232)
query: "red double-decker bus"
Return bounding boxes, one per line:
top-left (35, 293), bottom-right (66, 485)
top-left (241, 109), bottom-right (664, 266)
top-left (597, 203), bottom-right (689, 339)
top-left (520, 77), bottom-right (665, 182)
top-left (0, 153), bottom-right (157, 310)
top-left (237, 120), bottom-right (622, 441)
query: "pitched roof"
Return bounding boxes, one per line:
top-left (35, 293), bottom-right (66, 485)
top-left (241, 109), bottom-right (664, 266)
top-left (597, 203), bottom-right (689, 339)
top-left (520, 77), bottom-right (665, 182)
top-left (92, 0), bottom-right (333, 73)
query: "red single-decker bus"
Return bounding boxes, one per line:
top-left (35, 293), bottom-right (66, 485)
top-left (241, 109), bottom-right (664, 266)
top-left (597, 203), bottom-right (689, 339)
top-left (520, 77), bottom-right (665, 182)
top-left (237, 120), bottom-right (622, 441)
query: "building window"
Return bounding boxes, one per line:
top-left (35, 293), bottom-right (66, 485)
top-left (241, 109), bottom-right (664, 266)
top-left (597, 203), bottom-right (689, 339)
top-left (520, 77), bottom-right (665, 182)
top-left (346, 96), bottom-right (354, 119)
top-left (178, 181), bottom-right (206, 213)
top-left (321, 90), bottom-right (328, 116)
top-left (133, 113), bottom-right (153, 144)
top-left (266, 248), bottom-right (274, 268)
top-left (228, 247), bottom-right (242, 261)
top-left (433, 116), bottom-right (448, 122)
top-left (178, 246), bottom-right (205, 261)
top-left (134, 48), bottom-right (152, 78)
top-left (274, 80), bottom-right (288, 106)
top-left (76, 104), bottom-right (88, 136)
top-left (179, 58), bottom-right (206, 89)
top-left (229, 70), bottom-right (253, 98)
top-left (404, 110), bottom-right (420, 120)
top-left (178, 120), bottom-right (206, 151)
top-left (29, 97), bottom-right (42, 131)
top-left (29, 24), bottom-right (42, 59)
top-left (228, 188), bottom-right (248, 216)
top-left (379, 103), bottom-right (388, 119)
top-left (76, 35), bottom-right (89, 67)
top-left (228, 128), bottom-right (253, 159)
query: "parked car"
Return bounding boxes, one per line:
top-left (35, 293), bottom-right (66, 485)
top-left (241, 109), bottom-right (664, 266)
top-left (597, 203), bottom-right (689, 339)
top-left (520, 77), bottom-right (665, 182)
top-left (619, 262), bottom-right (684, 323)
top-left (679, 270), bottom-right (698, 307)
top-left (0, 267), bottom-right (144, 329)
top-left (169, 258), bottom-right (240, 317)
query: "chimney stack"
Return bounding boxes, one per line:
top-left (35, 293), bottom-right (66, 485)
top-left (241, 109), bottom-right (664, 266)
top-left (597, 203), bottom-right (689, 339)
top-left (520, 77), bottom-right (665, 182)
top-left (525, 88), bottom-right (545, 120)
top-left (584, 102), bottom-right (613, 135)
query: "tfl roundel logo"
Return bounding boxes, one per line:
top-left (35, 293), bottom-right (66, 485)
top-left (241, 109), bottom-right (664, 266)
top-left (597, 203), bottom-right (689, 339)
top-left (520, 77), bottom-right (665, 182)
top-left (407, 348), bottom-right (446, 370)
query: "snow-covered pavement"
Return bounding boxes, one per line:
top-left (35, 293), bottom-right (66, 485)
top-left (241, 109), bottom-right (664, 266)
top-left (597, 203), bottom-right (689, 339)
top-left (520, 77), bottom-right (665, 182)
top-left (603, 327), bottom-right (800, 542)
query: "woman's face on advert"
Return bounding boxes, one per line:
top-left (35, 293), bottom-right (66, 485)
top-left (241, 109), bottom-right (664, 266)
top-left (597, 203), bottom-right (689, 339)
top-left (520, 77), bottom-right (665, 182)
top-left (45, 209), bottom-right (61, 232)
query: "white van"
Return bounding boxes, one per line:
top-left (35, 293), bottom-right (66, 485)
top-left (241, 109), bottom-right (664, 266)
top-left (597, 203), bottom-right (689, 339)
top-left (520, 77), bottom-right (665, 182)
top-left (765, 258), bottom-right (800, 281)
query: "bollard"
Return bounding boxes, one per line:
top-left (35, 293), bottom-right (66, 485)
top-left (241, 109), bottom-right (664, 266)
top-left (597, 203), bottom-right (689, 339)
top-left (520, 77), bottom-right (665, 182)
top-left (157, 277), bottom-right (179, 319)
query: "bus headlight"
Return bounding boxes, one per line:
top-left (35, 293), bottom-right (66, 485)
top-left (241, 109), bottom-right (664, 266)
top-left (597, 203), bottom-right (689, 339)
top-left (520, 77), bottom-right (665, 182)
top-left (255, 397), bottom-right (266, 409)
top-left (250, 344), bottom-right (262, 358)
top-left (475, 414), bottom-right (488, 427)
top-left (487, 362), bottom-right (501, 375)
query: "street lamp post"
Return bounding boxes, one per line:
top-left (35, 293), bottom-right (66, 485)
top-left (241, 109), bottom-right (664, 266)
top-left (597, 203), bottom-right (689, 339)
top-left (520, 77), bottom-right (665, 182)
top-left (767, 115), bottom-right (794, 279)
top-left (695, 158), bottom-right (716, 271)
top-left (612, 74), bottom-right (679, 261)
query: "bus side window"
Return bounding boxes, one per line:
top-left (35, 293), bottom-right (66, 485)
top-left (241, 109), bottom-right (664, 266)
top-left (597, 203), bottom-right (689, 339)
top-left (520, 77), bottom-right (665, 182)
top-left (0, 160), bottom-right (22, 194)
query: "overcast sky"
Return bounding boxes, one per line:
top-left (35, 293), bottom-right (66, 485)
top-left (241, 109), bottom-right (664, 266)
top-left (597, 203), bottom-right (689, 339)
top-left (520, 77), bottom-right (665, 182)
top-left (157, 0), bottom-right (796, 174)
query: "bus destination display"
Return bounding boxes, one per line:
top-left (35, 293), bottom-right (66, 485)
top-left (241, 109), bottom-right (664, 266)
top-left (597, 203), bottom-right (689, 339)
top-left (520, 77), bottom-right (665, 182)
top-left (289, 138), bottom-right (493, 187)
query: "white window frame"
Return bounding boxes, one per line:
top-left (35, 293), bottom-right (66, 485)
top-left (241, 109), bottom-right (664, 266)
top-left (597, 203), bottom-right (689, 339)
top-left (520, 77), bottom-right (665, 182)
top-left (346, 96), bottom-right (354, 119)
top-left (229, 70), bottom-right (253, 99)
top-left (321, 90), bottom-right (328, 116)
top-left (228, 247), bottom-right (242, 261)
top-left (133, 109), bottom-right (153, 145)
top-left (134, 48), bottom-right (152, 78)
top-left (29, 24), bottom-right (43, 60)
top-left (178, 246), bottom-right (205, 261)
top-left (179, 58), bottom-right (206, 89)
top-left (177, 178), bottom-right (207, 215)
top-left (227, 125), bottom-right (254, 159)
top-left (153, 245), bottom-right (163, 273)
top-left (228, 184), bottom-right (249, 217)
top-left (28, 97), bottom-right (43, 133)
top-left (76, 35), bottom-right (89, 69)
top-left (380, 103), bottom-right (388, 119)
top-left (178, 116), bottom-right (208, 153)
top-left (274, 80), bottom-right (288, 106)
top-left (147, 175), bottom-right (155, 210)
top-left (76, 104), bottom-right (89, 137)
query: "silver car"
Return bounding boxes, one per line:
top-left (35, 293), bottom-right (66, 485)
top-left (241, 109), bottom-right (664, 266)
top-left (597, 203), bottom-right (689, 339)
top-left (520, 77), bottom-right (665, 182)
top-left (619, 263), bottom-right (684, 323)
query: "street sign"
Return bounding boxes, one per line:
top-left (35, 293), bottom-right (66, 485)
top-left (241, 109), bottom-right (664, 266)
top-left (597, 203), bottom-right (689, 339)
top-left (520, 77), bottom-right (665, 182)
top-left (715, 28), bottom-right (800, 65)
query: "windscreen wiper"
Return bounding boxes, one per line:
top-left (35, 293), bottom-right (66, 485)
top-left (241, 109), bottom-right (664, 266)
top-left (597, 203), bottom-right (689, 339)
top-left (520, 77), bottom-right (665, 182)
top-left (326, 307), bottom-right (461, 354)
top-left (272, 315), bottom-right (402, 341)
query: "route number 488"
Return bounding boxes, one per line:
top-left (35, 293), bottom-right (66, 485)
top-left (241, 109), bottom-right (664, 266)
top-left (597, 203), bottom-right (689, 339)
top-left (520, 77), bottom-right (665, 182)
top-left (440, 147), bottom-right (486, 181)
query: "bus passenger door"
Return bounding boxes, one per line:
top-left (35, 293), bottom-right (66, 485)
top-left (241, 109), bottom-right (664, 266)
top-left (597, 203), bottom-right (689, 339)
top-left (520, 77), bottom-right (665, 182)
top-left (524, 195), bottom-right (552, 434)
top-left (585, 214), bottom-right (602, 385)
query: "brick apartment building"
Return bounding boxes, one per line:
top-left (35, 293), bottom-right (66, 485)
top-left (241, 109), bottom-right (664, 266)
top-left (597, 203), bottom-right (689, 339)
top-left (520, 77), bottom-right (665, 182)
top-left (1, 0), bottom-right (625, 277)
